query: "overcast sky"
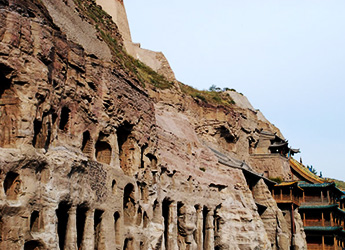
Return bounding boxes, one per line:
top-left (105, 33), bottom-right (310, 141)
top-left (125, 0), bottom-right (345, 181)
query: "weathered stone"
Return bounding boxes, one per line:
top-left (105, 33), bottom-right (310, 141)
top-left (0, 1), bottom-right (307, 250)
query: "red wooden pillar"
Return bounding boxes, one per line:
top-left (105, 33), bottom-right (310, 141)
top-left (327, 189), bottom-right (330, 204)
top-left (290, 188), bottom-right (293, 201)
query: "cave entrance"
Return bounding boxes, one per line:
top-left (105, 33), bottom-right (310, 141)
top-left (94, 209), bottom-right (104, 250)
top-left (114, 211), bottom-right (121, 245)
top-left (59, 107), bottom-right (70, 132)
top-left (30, 210), bottom-right (40, 232)
top-left (123, 238), bottom-right (134, 250)
top-left (0, 64), bottom-right (18, 148)
top-left (4, 172), bottom-right (20, 200)
top-left (24, 240), bottom-right (44, 250)
top-left (56, 202), bottom-right (71, 250)
top-left (32, 114), bottom-right (51, 150)
top-left (117, 122), bottom-right (134, 170)
top-left (202, 206), bottom-right (208, 249)
top-left (95, 140), bottom-right (112, 164)
top-left (76, 205), bottom-right (88, 249)
top-left (81, 131), bottom-right (93, 157)
top-left (162, 198), bottom-right (172, 250)
top-left (123, 183), bottom-right (135, 225)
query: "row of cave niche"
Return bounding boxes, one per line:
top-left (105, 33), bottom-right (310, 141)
top-left (0, 72), bottom-right (145, 171)
top-left (20, 183), bottom-right (222, 250)
top-left (31, 106), bottom-right (158, 171)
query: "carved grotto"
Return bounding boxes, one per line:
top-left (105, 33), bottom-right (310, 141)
top-left (0, 0), bottom-right (342, 250)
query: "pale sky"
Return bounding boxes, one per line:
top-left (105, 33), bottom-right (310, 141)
top-left (124, 0), bottom-right (345, 181)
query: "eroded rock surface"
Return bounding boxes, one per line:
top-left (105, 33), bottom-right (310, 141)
top-left (0, 0), bottom-right (306, 249)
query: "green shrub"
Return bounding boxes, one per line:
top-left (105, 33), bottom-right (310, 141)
top-left (269, 177), bottom-right (283, 184)
top-left (73, 0), bottom-right (173, 90)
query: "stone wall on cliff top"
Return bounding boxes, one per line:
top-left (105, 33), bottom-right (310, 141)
top-left (0, 0), bottom-right (306, 249)
top-left (95, 0), bottom-right (176, 82)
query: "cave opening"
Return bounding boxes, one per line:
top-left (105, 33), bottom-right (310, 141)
top-left (136, 206), bottom-right (142, 226)
top-left (76, 205), bottom-right (88, 249)
top-left (112, 179), bottom-right (117, 194)
top-left (153, 199), bottom-right (160, 223)
top-left (32, 114), bottom-right (51, 150)
top-left (117, 122), bottom-right (134, 169)
top-left (162, 198), bottom-right (172, 250)
top-left (32, 119), bottom-right (42, 148)
top-left (4, 172), bottom-right (20, 199)
top-left (95, 140), bottom-right (112, 164)
top-left (114, 211), bottom-right (121, 245)
top-left (202, 206), bottom-right (208, 249)
top-left (81, 131), bottom-right (92, 156)
top-left (143, 212), bottom-right (148, 228)
top-left (146, 153), bottom-right (157, 170)
top-left (117, 122), bottom-right (133, 153)
top-left (24, 240), bottom-right (43, 250)
top-left (123, 183), bottom-right (135, 225)
top-left (123, 238), bottom-right (133, 250)
top-left (59, 107), bottom-right (70, 131)
top-left (217, 126), bottom-right (236, 143)
top-left (30, 210), bottom-right (40, 232)
top-left (56, 201), bottom-right (71, 250)
top-left (0, 64), bottom-right (12, 98)
top-left (94, 209), bottom-right (104, 250)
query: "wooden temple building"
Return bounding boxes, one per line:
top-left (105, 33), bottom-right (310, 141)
top-left (248, 130), bottom-right (345, 249)
top-left (274, 160), bottom-right (345, 250)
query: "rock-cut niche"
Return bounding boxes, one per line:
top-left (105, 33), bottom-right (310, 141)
top-left (114, 211), bottom-right (121, 245)
top-left (59, 107), bottom-right (70, 132)
top-left (94, 209), bottom-right (104, 249)
top-left (95, 132), bottom-right (112, 164)
top-left (0, 64), bottom-right (18, 147)
top-left (123, 183), bottom-right (136, 225)
top-left (117, 122), bottom-right (134, 171)
top-left (56, 201), bottom-right (71, 250)
top-left (24, 240), bottom-right (44, 250)
top-left (30, 210), bottom-right (41, 232)
top-left (81, 131), bottom-right (93, 157)
top-left (32, 113), bottom-right (51, 150)
top-left (4, 172), bottom-right (21, 200)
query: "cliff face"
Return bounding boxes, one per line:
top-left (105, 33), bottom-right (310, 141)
top-left (0, 0), bottom-right (306, 249)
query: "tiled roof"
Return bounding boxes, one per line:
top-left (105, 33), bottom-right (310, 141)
top-left (299, 204), bottom-right (338, 210)
top-left (304, 226), bottom-right (343, 232)
top-left (299, 183), bottom-right (334, 188)
top-left (289, 158), bottom-right (324, 184)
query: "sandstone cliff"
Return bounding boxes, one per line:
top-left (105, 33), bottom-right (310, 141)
top-left (0, 0), bottom-right (306, 249)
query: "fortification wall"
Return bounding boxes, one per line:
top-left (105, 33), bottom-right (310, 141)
top-left (95, 0), bottom-right (176, 82)
top-left (95, 0), bottom-right (132, 43)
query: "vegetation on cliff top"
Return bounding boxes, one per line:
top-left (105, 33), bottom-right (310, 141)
top-left (327, 178), bottom-right (345, 191)
top-left (180, 83), bottom-right (236, 107)
top-left (73, 0), bottom-right (173, 90)
top-left (73, 0), bottom-right (236, 107)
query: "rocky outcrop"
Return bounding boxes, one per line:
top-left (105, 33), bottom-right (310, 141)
top-left (0, 0), bottom-right (306, 249)
top-left (252, 179), bottom-right (290, 250)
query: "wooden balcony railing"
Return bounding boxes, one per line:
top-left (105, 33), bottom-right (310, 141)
top-left (304, 220), bottom-right (332, 227)
top-left (273, 194), bottom-right (301, 206)
top-left (307, 244), bottom-right (335, 250)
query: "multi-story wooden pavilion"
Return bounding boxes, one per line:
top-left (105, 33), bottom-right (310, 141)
top-left (273, 159), bottom-right (345, 250)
